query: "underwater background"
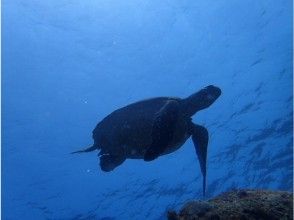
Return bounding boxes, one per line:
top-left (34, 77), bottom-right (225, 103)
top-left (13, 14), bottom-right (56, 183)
top-left (2, 0), bottom-right (293, 219)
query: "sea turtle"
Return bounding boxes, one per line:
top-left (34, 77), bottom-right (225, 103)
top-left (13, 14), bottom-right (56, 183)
top-left (72, 85), bottom-right (221, 195)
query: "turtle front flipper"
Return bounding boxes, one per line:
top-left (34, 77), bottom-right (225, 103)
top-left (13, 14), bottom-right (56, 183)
top-left (144, 100), bottom-right (180, 161)
top-left (190, 123), bottom-right (209, 197)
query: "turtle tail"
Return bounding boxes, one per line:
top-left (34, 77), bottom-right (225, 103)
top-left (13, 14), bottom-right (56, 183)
top-left (71, 145), bottom-right (97, 154)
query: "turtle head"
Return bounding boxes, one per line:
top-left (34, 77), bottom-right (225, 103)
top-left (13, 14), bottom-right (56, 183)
top-left (194, 85), bottom-right (221, 108)
top-left (182, 85), bottom-right (221, 117)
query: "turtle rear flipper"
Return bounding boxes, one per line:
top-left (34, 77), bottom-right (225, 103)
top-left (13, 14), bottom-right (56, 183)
top-left (100, 154), bottom-right (126, 172)
top-left (144, 100), bottom-right (180, 161)
top-left (190, 123), bottom-right (208, 197)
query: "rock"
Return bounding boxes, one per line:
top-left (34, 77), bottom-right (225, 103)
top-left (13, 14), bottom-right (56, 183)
top-left (180, 201), bottom-right (214, 218)
top-left (167, 189), bottom-right (293, 220)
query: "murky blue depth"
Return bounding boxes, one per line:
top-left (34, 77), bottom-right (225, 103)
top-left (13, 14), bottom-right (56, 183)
top-left (2, 0), bottom-right (293, 219)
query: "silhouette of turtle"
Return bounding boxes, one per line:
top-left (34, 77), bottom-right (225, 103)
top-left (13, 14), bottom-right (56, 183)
top-left (73, 85), bottom-right (221, 195)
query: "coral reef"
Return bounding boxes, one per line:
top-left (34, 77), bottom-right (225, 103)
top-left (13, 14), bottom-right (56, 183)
top-left (167, 189), bottom-right (293, 220)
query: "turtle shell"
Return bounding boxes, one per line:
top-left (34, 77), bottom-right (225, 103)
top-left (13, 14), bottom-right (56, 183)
top-left (93, 97), bottom-right (191, 159)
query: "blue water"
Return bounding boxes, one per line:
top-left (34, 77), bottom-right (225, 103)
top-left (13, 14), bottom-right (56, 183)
top-left (2, 0), bottom-right (293, 219)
